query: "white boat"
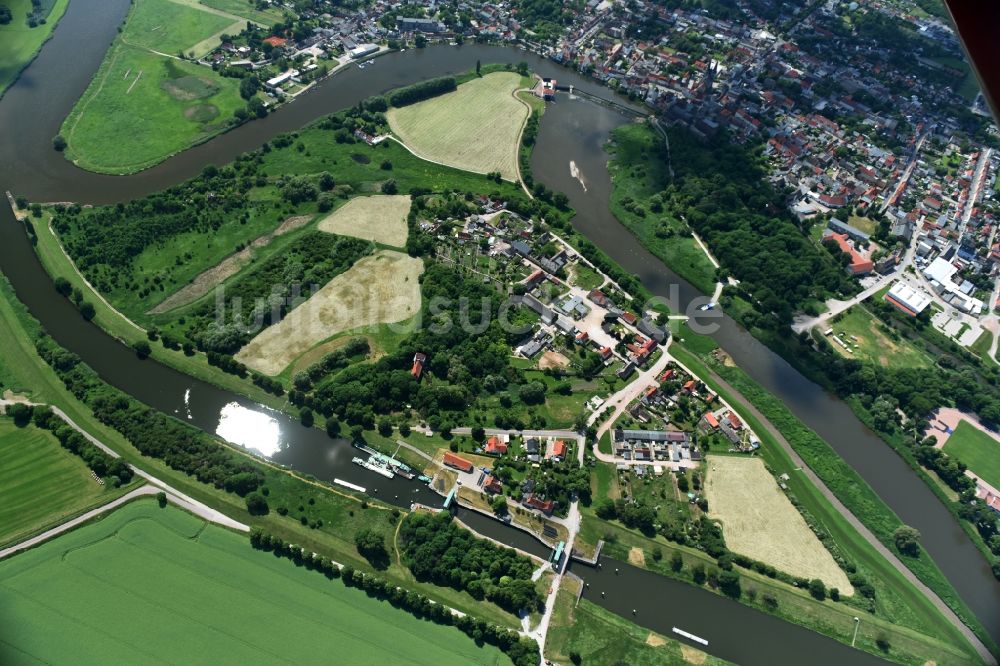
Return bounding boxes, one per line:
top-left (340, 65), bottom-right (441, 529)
top-left (698, 302), bottom-right (716, 311)
top-left (352, 456), bottom-right (394, 479)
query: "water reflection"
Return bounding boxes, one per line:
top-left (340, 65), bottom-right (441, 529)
top-left (215, 402), bottom-right (282, 457)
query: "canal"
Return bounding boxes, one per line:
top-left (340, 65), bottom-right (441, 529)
top-left (0, 0), bottom-right (993, 659)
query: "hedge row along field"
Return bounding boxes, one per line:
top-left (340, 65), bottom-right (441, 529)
top-left (0, 500), bottom-right (517, 665)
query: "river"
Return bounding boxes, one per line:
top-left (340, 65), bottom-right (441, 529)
top-left (0, 0), bottom-right (993, 660)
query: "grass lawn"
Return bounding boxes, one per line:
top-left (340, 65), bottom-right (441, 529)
top-left (606, 123), bottom-right (717, 295)
top-left (930, 55), bottom-right (980, 101)
top-left (387, 72), bottom-right (528, 181)
top-left (0, 0), bottom-right (70, 98)
top-left (259, 131), bottom-right (526, 195)
top-left (969, 328), bottom-right (996, 367)
top-left (0, 500), bottom-right (509, 665)
top-left (569, 262), bottom-right (605, 291)
top-left (123, 0), bottom-right (236, 57)
top-left (235, 250), bottom-right (424, 376)
top-left (0, 418), bottom-right (129, 547)
top-left (544, 577), bottom-right (729, 666)
top-left (943, 420), bottom-right (1000, 490)
top-left (59, 0), bottom-right (245, 174)
top-left (200, 0), bottom-right (289, 24)
top-left (846, 215), bottom-right (878, 235)
top-left (826, 305), bottom-right (930, 369)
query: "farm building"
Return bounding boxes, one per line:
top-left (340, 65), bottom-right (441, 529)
top-left (443, 452), bottom-right (473, 473)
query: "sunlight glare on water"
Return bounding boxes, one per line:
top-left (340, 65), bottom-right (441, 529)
top-left (216, 402), bottom-right (281, 457)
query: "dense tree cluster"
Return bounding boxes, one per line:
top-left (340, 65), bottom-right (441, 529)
top-left (292, 262), bottom-right (521, 428)
top-left (185, 232), bottom-right (371, 353)
top-left (398, 512), bottom-right (544, 615)
top-left (35, 335), bottom-right (266, 504)
top-left (388, 77), bottom-right (457, 107)
top-left (655, 126), bottom-right (854, 323)
top-left (250, 529), bottom-right (539, 665)
top-left (510, 0), bottom-right (582, 41)
top-left (354, 527), bottom-right (390, 569)
top-left (293, 338), bottom-right (369, 391)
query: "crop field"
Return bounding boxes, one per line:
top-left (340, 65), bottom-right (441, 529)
top-left (59, 0), bottom-right (244, 174)
top-left (200, 0), bottom-right (288, 25)
top-left (0, 500), bottom-right (508, 665)
top-left (387, 72), bottom-right (528, 181)
top-left (123, 0), bottom-right (236, 58)
top-left (237, 250), bottom-right (424, 375)
top-left (0, 0), bottom-right (70, 97)
top-left (318, 195), bottom-right (412, 248)
top-left (705, 456), bottom-right (853, 593)
top-left (943, 420), bottom-right (1000, 490)
top-left (0, 419), bottom-right (112, 546)
top-left (826, 305), bottom-right (930, 369)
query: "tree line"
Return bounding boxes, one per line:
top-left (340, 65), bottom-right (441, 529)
top-left (388, 76), bottom-right (457, 107)
top-left (34, 334), bottom-right (267, 513)
top-left (249, 528), bottom-right (539, 665)
top-left (617, 122), bottom-right (855, 324)
top-left (6, 403), bottom-right (133, 486)
top-left (184, 231), bottom-right (371, 353)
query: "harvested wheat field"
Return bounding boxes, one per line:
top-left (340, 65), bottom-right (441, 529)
top-left (386, 72), bottom-right (527, 180)
top-left (236, 250), bottom-right (423, 375)
top-left (705, 456), bottom-right (853, 593)
top-left (317, 195), bottom-right (411, 247)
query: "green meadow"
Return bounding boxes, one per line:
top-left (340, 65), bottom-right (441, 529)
top-left (59, 0), bottom-right (245, 174)
top-left (0, 418), bottom-right (119, 547)
top-left (123, 0), bottom-right (235, 57)
top-left (0, 0), bottom-right (70, 97)
top-left (606, 123), bottom-right (718, 295)
top-left (944, 420), bottom-right (1000, 490)
top-left (0, 500), bottom-right (509, 665)
top-left (200, 0), bottom-right (289, 25)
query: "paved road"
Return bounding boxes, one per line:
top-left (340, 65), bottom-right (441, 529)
top-left (0, 486), bottom-right (160, 559)
top-left (0, 399), bottom-right (248, 533)
top-left (394, 439), bottom-right (434, 462)
top-left (588, 350), bottom-right (671, 443)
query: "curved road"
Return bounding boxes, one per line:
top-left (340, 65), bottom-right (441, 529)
top-left (0, 398), bottom-right (249, 534)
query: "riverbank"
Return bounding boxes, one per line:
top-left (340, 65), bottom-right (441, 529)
top-left (0, 0), bottom-right (71, 99)
top-left (19, 207), bottom-right (289, 410)
top-left (0, 269), bottom-right (527, 628)
top-left (2, 14), bottom-right (998, 660)
top-left (672, 335), bottom-right (998, 659)
top-left (590, 108), bottom-right (1000, 651)
top-left (572, 334), bottom-right (990, 663)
